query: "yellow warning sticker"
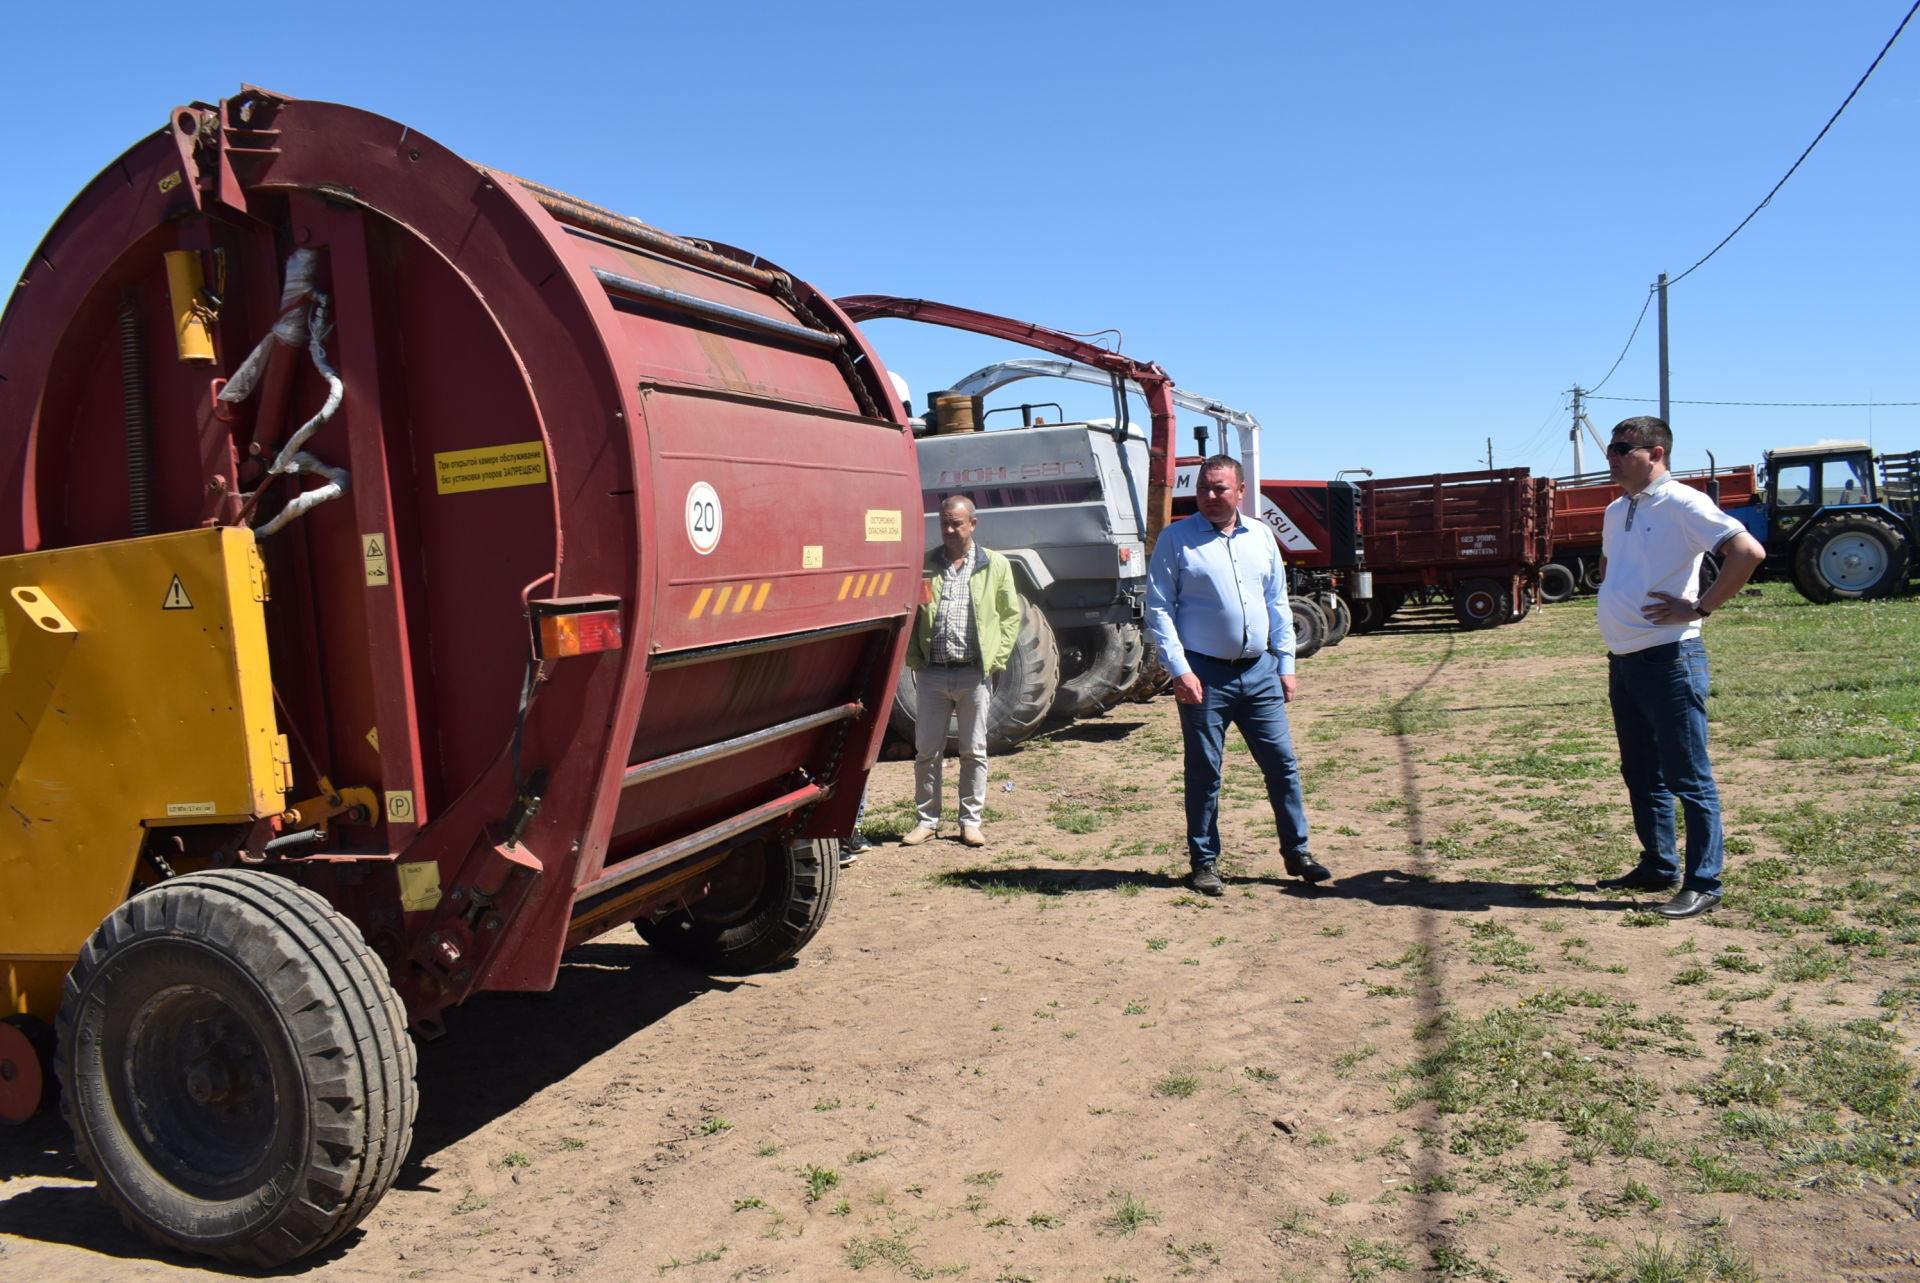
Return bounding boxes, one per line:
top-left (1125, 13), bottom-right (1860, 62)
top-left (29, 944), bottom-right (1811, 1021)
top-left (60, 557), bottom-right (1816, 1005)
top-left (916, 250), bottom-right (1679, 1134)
top-left (865, 510), bottom-right (903, 542)
top-left (366, 726), bottom-right (380, 751)
top-left (433, 441), bottom-right (549, 495)
top-left (158, 171), bottom-right (182, 193)
top-left (162, 574), bottom-right (194, 610)
top-left (166, 801), bottom-right (218, 817)
top-left (397, 860), bottom-right (442, 912)
top-left (386, 790), bottom-right (417, 824)
top-left (363, 533), bottom-right (390, 587)
top-left (802, 545), bottom-right (823, 569)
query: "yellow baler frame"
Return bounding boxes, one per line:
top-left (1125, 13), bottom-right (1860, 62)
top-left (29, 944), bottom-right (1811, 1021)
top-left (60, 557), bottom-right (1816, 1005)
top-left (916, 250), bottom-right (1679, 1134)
top-left (0, 527), bottom-right (288, 1020)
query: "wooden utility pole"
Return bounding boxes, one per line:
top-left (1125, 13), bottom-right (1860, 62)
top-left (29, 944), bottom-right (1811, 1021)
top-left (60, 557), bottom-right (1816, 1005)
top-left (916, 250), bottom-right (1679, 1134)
top-left (1485, 438), bottom-right (1494, 470)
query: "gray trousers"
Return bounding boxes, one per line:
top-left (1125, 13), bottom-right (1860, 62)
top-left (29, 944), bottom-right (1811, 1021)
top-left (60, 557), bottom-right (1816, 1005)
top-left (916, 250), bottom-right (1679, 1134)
top-left (913, 663), bottom-right (991, 827)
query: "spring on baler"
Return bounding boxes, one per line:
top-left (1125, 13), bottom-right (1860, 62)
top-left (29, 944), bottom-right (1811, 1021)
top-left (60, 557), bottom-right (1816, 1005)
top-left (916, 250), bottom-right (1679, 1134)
top-left (119, 295), bottom-right (152, 537)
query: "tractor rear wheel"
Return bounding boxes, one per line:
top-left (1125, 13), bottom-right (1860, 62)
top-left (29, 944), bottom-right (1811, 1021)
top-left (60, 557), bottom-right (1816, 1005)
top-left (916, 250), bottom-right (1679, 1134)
top-left (1791, 513), bottom-right (1910, 602)
top-left (638, 836), bottom-right (837, 973)
top-left (56, 870), bottom-right (416, 1267)
top-left (1538, 562), bottom-right (1577, 604)
top-left (1291, 596), bottom-right (1328, 660)
top-left (1453, 577), bottom-right (1513, 630)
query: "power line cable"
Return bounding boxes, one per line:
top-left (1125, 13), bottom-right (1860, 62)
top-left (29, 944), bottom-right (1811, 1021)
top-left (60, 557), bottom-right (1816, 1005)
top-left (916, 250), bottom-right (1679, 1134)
top-left (1587, 395), bottom-right (1920, 407)
top-left (1668, 0), bottom-right (1920, 288)
top-left (1585, 286), bottom-right (1655, 394)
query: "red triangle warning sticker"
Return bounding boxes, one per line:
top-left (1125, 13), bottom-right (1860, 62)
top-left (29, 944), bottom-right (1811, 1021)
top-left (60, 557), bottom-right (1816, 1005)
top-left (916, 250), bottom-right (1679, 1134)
top-left (162, 575), bottom-right (194, 610)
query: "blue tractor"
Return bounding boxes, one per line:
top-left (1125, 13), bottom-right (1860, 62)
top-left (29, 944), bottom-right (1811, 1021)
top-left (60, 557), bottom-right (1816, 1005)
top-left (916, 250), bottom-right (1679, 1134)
top-left (1757, 442), bottom-right (1918, 603)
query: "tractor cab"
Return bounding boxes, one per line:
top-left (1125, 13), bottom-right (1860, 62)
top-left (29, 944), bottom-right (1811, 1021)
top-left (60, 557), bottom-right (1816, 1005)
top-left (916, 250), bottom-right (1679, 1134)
top-left (1763, 441), bottom-right (1876, 542)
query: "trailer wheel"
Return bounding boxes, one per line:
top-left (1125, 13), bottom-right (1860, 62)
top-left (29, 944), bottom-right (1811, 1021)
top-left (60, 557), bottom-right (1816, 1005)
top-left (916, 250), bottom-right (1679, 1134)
top-left (1291, 596), bottom-right (1328, 660)
top-left (1696, 551), bottom-right (1722, 595)
top-left (1538, 562), bottom-right (1577, 604)
top-left (1053, 622), bottom-right (1144, 719)
top-left (55, 870), bottom-right (416, 1267)
top-left (1345, 587), bottom-right (1403, 635)
top-left (1792, 513), bottom-right (1909, 602)
top-left (1453, 578), bottom-right (1512, 630)
top-left (1316, 593), bottom-right (1352, 646)
top-left (638, 836), bottom-right (838, 973)
top-left (0, 1014), bottom-right (56, 1125)
top-left (1579, 559), bottom-right (1604, 591)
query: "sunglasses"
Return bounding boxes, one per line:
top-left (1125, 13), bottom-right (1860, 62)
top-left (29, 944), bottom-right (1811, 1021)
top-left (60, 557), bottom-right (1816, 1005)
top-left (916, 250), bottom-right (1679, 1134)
top-left (1606, 441), bottom-right (1649, 457)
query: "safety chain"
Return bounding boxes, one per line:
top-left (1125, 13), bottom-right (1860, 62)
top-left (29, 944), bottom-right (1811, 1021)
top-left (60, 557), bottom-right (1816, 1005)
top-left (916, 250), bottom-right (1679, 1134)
top-left (771, 277), bottom-right (883, 421)
top-left (784, 630), bottom-right (888, 842)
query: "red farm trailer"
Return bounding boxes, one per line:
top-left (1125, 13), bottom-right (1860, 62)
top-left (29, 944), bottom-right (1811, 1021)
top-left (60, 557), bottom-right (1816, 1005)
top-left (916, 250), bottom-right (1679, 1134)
top-left (1545, 464), bottom-right (1759, 600)
top-left (0, 87), bottom-right (918, 1264)
top-left (1344, 468), bottom-right (1555, 631)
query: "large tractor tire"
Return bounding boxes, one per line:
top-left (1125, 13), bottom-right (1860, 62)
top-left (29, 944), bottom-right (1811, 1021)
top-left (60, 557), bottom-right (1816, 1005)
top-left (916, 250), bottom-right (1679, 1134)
top-left (1291, 596), bottom-right (1328, 660)
top-left (56, 870), bottom-right (417, 1267)
top-left (1538, 562), bottom-right (1577, 604)
top-left (1053, 622), bottom-right (1145, 719)
top-left (888, 596), bottom-right (1061, 753)
top-left (1316, 593), bottom-right (1352, 647)
top-left (1791, 513), bottom-right (1910, 603)
top-left (1453, 577), bottom-right (1513, 630)
top-left (639, 836), bottom-right (837, 973)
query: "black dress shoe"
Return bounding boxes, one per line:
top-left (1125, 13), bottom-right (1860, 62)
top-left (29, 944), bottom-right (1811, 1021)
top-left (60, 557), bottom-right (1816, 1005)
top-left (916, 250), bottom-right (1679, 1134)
top-left (844, 832), bottom-right (872, 854)
top-left (1283, 853), bottom-right (1331, 884)
top-left (1190, 868), bottom-right (1225, 897)
top-left (1595, 869), bottom-right (1680, 893)
top-left (1655, 889), bottom-right (1721, 919)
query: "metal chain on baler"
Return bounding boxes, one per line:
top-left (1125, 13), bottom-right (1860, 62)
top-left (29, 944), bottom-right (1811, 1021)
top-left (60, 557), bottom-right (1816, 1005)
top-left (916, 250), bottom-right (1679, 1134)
top-left (782, 629), bottom-right (888, 843)
top-left (772, 278), bottom-right (884, 422)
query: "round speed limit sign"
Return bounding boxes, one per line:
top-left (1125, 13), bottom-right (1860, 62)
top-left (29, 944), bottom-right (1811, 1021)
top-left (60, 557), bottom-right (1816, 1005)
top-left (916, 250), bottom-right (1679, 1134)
top-left (685, 481), bottom-right (723, 555)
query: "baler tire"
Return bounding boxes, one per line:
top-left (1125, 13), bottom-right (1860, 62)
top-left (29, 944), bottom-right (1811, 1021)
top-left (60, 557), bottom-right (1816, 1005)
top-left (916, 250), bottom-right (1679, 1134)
top-left (1792, 513), bottom-right (1908, 602)
top-left (56, 869), bottom-right (416, 1268)
top-left (1538, 562), bottom-right (1577, 604)
top-left (1317, 593), bottom-right (1352, 647)
top-left (1453, 577), bottom-right (1512, 630)
top-left (1052, 622), bottom-right (1142, 719)
top-left (1291, 597), bottom-right (1327, 660)
top-left (637, 837), bottom-right (837, 974)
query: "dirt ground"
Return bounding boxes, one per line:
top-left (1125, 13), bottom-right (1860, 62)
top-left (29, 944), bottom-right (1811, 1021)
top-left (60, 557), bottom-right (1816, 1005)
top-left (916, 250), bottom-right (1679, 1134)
top-left (3, 602), bottom-right (1916, 1282)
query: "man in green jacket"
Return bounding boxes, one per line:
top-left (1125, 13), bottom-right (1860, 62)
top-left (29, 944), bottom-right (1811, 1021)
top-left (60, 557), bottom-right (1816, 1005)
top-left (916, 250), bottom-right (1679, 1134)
top-left (901, 495), bottom-right (1022, 847)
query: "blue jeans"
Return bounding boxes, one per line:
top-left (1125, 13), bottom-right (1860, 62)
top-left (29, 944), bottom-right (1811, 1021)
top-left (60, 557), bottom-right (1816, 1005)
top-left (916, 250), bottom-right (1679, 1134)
top-left (1176, 652), bottom-right (1312, 870)
top-left (1608, 638), bottom-right (1724, 894)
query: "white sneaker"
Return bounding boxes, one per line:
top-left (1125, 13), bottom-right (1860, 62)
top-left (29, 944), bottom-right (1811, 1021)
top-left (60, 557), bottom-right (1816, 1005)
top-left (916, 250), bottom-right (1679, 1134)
top-left (900, 825), bottom-right (937, 846)
top-left (960, 824), bottom-right (986, 848)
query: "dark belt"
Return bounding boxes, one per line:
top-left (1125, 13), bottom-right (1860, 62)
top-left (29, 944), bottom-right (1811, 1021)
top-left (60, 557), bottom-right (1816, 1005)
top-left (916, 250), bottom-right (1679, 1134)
top-left (927, 659), bottom-right (979, 667)
top-left (1187, 651), bottom-right (1261, 669)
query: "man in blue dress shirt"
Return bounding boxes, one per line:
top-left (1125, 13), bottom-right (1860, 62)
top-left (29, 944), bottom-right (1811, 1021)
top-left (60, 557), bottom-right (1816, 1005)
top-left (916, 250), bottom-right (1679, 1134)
top-left (1146, 456), bottom-right (1328, 897)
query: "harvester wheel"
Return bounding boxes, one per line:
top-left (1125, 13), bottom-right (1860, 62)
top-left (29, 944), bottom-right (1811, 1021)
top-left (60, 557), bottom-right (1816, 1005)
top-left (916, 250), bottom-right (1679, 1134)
top-left (56, 870), bottom-right (416, 1267)
top-left (1316, 593), bottom-right (1352, 647)
top-left (1052, 622), bottom-right (1144, 719)
top-left (0, 1014), bottom-right (56, 1125)
top-left (1792, 513), bottom-right (1909, 602)
top-left (1453, 577), bottom-right (1512, 630)
top-left (638, 836), bottom-right (837, 973)
top-left (1290, 596), bottom-right (1328, 660)
top-left (1538, 562), bottom-right (1577, 604)
top-left (889, 597), bottom-right (1061, 754)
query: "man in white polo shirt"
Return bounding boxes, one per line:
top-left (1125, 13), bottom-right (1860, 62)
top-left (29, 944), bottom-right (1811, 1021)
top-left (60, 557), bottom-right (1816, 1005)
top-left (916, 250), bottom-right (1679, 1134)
top-left (1594, 417), bottom-right (1767, 919)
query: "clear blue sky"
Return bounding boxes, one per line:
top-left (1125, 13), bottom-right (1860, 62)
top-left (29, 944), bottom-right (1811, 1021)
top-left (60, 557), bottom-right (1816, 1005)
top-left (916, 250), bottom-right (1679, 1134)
top-left (5, 1), bottom-right (1915, 483)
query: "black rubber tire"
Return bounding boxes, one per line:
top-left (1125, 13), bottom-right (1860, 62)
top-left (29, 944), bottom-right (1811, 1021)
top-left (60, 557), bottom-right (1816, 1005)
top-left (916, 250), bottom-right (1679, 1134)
top-left (1344, 588), bottom-right (1390, 635)
top-left (1121, 651), bottom-right (1172, 703)
top-left (1538, 562), bottom-right (1577, 604)
top-left (1791, 513), bottom-right (1910, 602)
top-left (1453, 577), bottom-right (1513, 630)
top-left (1696, 551), bottom-right (1722, 595)
top-left (56, 870), bottom-right (416, 1267)
top-left (1052, 622), bottom-right (1144, 719)
top-left (1291, 596), bottom-right (1328, 660)
top-left (0, 1013), bottom-right (56, 1124)
top-left (890, 596), bottom-right (1061, 753)
top-left (637, 836), bottom-right (838, 973)
top-left (1317, 593), bottom-right (1352, 647)
top-left (1579, 558), bottom-right (1604, 591)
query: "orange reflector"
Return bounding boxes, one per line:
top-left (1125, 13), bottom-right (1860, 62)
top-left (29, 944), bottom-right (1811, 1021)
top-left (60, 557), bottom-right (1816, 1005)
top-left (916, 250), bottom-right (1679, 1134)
top-left (529, 597), bottom-right (624, 659)
top-left (1119, 546), bottom-right (1132, 563)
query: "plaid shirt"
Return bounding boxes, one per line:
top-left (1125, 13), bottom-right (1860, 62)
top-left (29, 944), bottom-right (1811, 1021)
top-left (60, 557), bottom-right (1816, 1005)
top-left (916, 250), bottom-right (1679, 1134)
top-left (930, 541), bottom-right (979, 664)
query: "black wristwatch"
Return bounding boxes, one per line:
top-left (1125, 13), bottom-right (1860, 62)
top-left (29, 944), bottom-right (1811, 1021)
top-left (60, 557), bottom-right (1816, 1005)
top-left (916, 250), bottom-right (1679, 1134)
top-left (1695, 603), bottom-right (1712, 618)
